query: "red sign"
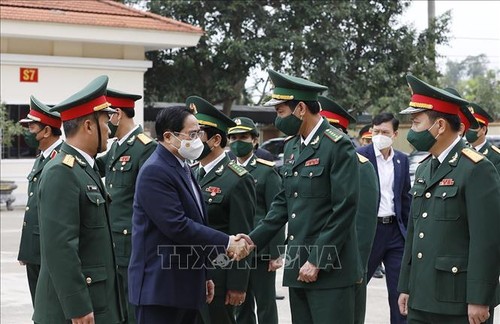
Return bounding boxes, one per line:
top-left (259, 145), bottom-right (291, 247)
top-left (20, 68), bottom-right (38, 82)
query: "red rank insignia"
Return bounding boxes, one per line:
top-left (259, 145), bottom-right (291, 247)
top-left (439, 178), bottom-right (454, 186)
top-left (49, 150), bottom-right (57, 159)
top-left (305, 158), bottom-right (320, 166)
top-left (206, 186), bottom-right (222, 196)
top-left (120, 156), bottom-right (130, 165)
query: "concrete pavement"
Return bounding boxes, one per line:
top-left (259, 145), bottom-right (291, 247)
top-left (1, 206), bottom-right (498, 323)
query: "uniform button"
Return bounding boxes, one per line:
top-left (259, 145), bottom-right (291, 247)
top-left (113, 242), bottom-right (116, 248)
top-left (25, 206), bottom-right (30, 211)
top-left (442, 192), bottom-right (447, 198)
top-left (419, 232), bottom-right (424, 238)
top-left (291, 213), bottom-right (296, 219)
top-left (425, 192), bottom-right (431, 198)
top-left (123, 229), bottom-right (128, 235)
top-left (109, 184), bottom-right (113, 188)
top-left (293, 171), bottom-right (298, 177)
top-left (293, 192), bottom-right (298, 198)
top-left (86, 277), bottom-right (92, 285)
top-left (208, 198), bottom-right (213, 203)
top-left (284, 171), bottom-right (288, 176)
top-left (417, 252), bottom-right (423, 259)
top-left (309, 172), bottom-right (313, 177)
top-left (120, 167), bottom-right (124, 171)
top-left (413, 191), bottom-right (417, 196)
top-left (451, 266), bottom-right (458, 274)
top-left (23, 221), bottom-right (27, 226)
top-left (113, 167), bottom-right (116, 171)
top-left (29, 192), bottom-right (33, 196)
top-left (33, 177), bottom-right (37, 182)
top-left (422, 212), bottom-right (428, 218)
top-left (289, 235), bottom-right (294, 241)
top-left (96, 198), bottom-right (100, 205)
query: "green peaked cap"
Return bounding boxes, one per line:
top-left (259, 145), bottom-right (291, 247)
top-left (20, 95), bottom-right (61, 128)
top-left (318, 95), bottom-right (356, 129)
top-left (106, 88), bottom-right (142, 109)
top-left (51, 75), bottom-right (115, 121)
top-left (264, 69), bottom-right (328, 106)
top-left (187, 96), bottom-right (236, 134)
top-left (469, 102), bottom-right (494, 125)
top-left (228, 117), bottom-right (258, 136)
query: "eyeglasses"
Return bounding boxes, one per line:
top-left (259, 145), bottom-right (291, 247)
top-left (174, 130), bottom-right (205, 140)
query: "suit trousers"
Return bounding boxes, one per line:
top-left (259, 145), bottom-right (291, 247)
top-left (135, 305), bottom-right (202, 324)
top-left (204, 295), bottom-right (236, 324)
top-left (367, 221), bottom-right (407, 324)
top-left (408, 306), bottom-right (495, 324)
top-left (26, 263), bottom-right (40, 306)
top-left (289, 285), bottom-right (355, 324)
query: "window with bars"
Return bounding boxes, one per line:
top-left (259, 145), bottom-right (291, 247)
top-left (1, 104), bottom-right (37, 159)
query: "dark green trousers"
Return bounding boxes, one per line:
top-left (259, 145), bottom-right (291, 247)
top-left (203, 296), bottom-right (236, 324)
top-left (289, 285), bottom-right (355, 324)
top-left (117, 265), bottom-right (136, 324)
top-left (408, 306), bottom-right (495, 324)
top-left (354, 282), bottom-right (367, 324)
top-left (235, 259), bottom-right (278, 324)
top-left (26, 263), bottom-right (40, 306)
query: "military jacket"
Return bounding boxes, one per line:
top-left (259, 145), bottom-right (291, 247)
top-left (242, 155), bottom-right (284, 259)
top-left (33, 142), bottom-right (123, 323)
top-left (96, 126), bottom-right (156, 266)
top-left (477, 141), bottom-right (500, 174)
top-left (194, 154), bottom-right (255, 296)
top-left (18, 142), bottom-right (62, 264)
top-left (398, 140), bottom-right (500, 315)
top-left (250, 119), bottom-right (362, 289)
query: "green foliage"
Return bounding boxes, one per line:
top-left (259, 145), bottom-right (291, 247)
top-left (0, 103), bottom-right (24, 148)
top-left (129, 0), bottom-right (451, 117)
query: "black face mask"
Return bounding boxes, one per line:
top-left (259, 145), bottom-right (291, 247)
top-left (197, 137), bottom-right (214, 161)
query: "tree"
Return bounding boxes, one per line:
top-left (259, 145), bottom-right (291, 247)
top-left (127, 0), bottom-right (451, 116)
top-left (0, 103), bottom-right (24, 149)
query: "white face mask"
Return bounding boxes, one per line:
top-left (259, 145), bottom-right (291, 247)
top-left (176, 136), bottom-right (204, 160)
top-left (372, 134), bottom-right (393, 150)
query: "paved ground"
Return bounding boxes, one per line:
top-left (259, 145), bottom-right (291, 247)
top-left (1, 206), bottom-right (498, 323)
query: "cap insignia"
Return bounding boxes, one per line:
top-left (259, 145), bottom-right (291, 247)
top-left (234, 118), bottom-right (242, 125)
top-left (189, 103), bottom-right (198, 114)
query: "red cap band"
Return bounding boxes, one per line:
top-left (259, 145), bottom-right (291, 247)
top-left (28, 109), bottom-right (61, 128)
top-left (60, 96), bottom-right (109, 121)
top-left (457, 110), bottom-right (471, 132)
top-left (410, 94), bottom-right (460, 115)
top-left (320, 111), bottom-right (350, 129)
top-left (473, 114), bottom-right (488, 126)
top-left (106, 96), bottom-right (135, 109)
top-left (361, 131), bottom-right (372, 139)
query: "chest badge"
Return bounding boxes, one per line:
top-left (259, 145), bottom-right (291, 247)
top-left (120, 156), bottom-right (130, 165)
top-left (305, 158), bottom-right (320, 166)
top-left (439, 178), bottom-right (454, 186)
top-left (87, 185), bottom-right (99, 191)
top-left (206, 186), bottom-right (222, 196)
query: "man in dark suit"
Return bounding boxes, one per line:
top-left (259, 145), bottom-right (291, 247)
top-left (356, 112), bottom-right (411, 324)
top-left (129, 105), bottom-right (250, 324)
top-left (17, 96), bottom-right (63, 306)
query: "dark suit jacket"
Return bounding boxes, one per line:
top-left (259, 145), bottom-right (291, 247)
top-left (128, 144), bottom-right (229, 310)
top-left (356, 144), bottom-right (411, 237)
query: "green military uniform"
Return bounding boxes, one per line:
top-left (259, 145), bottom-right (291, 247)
top-left (189, 96), bottom-right (255, 324)
top-left (96, 88), bottom-right (156, 324)
top-left (33, 76), bottom-right (124, 323)
top-left (17, 96), bottom-right (63, 306)
top-left (398, 75), bottom-right (500, 323)
top-left (228, 117), bottom-right (284, 324)
top-left (249, 71), bottom-right (362, 324)
top-left (319, 95), bottom-right (379, 324)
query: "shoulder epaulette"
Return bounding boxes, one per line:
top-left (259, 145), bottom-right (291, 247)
top-left (356, 153), bottom-right (369, 164)
top-left (324, 128), bottom-right (343, 143)
top-left (137, 133), bottom-right (153, 145)
top-left (419, 154), bottom-right (432, 164)
top-left (284, 135), bottom-right (295, 143)
top-left (462, 148), bottom-right (484, 163)
top-left (491, 145), bottom-right (500, 154)
top-left (228, 161), bottom-right (248, 177)
top-left (62, 154), bottom-right (75, 168)
top-left (256, 158), bottom-right (276, 167)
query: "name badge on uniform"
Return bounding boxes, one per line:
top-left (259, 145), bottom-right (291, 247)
top-left (87, 185), bottom-right (99, 191)
top-left (439, 178), bottom-right (454, 186)
top-left (206, 186), bottom-right (222, 196)
top-left (305, 158), bottom-right (320, 166)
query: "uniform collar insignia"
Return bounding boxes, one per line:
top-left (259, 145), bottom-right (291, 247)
top-left (483, 148), bottom-right (488, 155)
top-left (215, 164), bottom-right (224, 175)
top-left (127, 136), bottom-right (135, 145)
top-left (448, 152), bottom-right (458, 164)
top-left (310, 135), bottom-right (320, 146)
top-left (75, 156), bottom-right (86, 166)
top-left (250, 158), bottom-right (257, 166)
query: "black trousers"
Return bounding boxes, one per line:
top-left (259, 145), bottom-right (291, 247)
top-left (135, 305), bottom-right (202, 324)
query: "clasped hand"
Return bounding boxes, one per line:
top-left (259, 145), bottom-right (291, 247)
top-left (227, 234), bottom-right (255, 261)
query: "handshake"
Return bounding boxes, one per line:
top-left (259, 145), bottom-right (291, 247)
top-left (227, 234), bottom-right (255, 261)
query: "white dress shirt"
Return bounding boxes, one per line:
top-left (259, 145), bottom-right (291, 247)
top-left (41, 138), bottom-right (63, 159)
top-left (117, 125), bottom-right (139, 146)
top-left (301, 117), bottom-right (323, 146)
top-left (374, 145), bottom-right (395, 217)
top-left (199, 151), bottom-right (227, 175)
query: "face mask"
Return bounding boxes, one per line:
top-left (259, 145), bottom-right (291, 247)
top-left (406, 121), bottom-right (439, 152)
top-left (465, 129), bottom-right (479, 144)
top-left (24, 128), bottom-right (43, 149)
top-left (176, 136), bottom-right (204, 160)
top-left (197, 138), bottom-right (214, 161)
top-left (372, 134), bottom-right (393, 150)
top-left (108, 120), bottom-right (119, 138)
top-left (275, 108), bottom-right (303, 136)
top-left (230, 140), bottom-right (254, 157)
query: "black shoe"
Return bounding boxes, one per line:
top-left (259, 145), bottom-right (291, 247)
top-left (373, 268), bottom-right (384, 279)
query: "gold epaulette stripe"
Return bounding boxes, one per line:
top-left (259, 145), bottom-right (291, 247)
top-left (256, 158), bottom-right (276, 167)
top-left (462, 148), bottom-right (484, 163)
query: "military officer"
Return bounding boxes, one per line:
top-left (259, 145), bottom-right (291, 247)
top-left (358, 124), bottom-right (373, 146)
top-left (397, 75), bottom-right (500, 324)
top-left (463, 102), bottom-right (500, 173)
top-left (245, 70), bottom-right (362, 324)
top-left (227, 117), bottom-right (284, 324)
top-left (33, 76), bottom-right (124, 324)
top-left (96, 88), bottom-right (156, 324)
top-left (189, 96), bottom-right (255, 324)
top-left (318, 95), bottom-right (379, 324)
top-left (17, 95), bottom-right (63, 306)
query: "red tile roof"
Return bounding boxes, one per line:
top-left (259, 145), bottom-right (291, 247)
top-left (0, 0), bottom-right (202, 34)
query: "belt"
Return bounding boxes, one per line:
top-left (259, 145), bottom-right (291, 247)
top-left (377, 216), bottom-right (395, 224)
